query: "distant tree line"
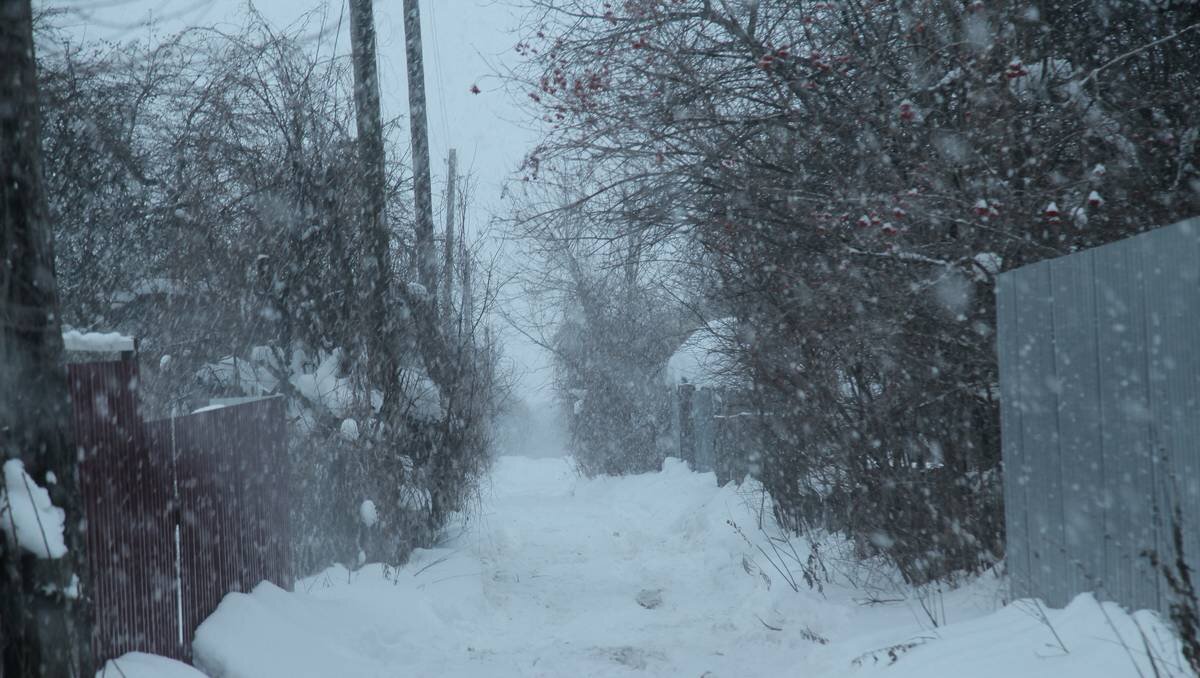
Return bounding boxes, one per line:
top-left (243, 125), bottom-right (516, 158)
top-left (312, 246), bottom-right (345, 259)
top-left (512, 0), bottom-right (1200, 584)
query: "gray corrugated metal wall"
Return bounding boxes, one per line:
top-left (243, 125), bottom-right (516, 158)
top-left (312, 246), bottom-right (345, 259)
top-left (997, 216), bottom-right (1200, 612)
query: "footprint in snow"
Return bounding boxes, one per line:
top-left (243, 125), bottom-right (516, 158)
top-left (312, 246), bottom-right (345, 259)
top-left (636, 588), bottom-right (663, 609)
top-left (591, 646), bottom-right (666, 670)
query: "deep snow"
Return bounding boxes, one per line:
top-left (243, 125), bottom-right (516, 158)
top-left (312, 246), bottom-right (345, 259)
top-left (105, 456), bottom-right (1188, 677)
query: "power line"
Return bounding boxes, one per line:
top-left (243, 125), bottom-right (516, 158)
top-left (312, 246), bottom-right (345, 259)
top-left (425, 0), bottom-right (453, 153)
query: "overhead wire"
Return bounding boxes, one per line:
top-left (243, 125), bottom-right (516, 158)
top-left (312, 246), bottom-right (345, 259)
top-left (425, 0), bottom-right (454, 153)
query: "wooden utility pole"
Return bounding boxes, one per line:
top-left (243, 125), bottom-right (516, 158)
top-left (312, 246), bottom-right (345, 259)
top-left (0, 0), bottom-right (92, 674)
top-left (348, 0), bottom-right (400, 402)
top-left (402, 0), bottom-right (438, 305)
top-left (442, 149), bottom-right (457, 332)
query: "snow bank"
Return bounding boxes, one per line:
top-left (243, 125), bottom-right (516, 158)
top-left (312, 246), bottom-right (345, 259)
top-left (62, 329), bottom-right (135, 353)
top-left (0, 459), bottom-right (67, 558)
top-left (845, 593), bottom-right (1183, 678)
top-left (188, 456), bottom-right (1186, 677)
top-left (95, 653), bottom-right (206, 678)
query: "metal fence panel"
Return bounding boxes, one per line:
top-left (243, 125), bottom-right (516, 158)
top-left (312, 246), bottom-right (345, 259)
top-left (1050, 250), bottom-right (1106, 600)
top-left (1012, 261), bottom-right (1069, 606)
top-left (996, 272), bottom-right (1031, 599)
top-left (69, 360), bottom-right (291, 666)
top-left (1139, 223), bottom-right (1200, 611)
top-left (998, 217), bottom-right (1200, 614)
top-left (71, 361), bottom-right (180, 663)
top-left (1096, 239), bottom-right (1160, 610)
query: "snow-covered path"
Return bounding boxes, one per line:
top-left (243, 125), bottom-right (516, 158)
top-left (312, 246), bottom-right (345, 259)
top-left (181, 457), bottom-right (1185, 678)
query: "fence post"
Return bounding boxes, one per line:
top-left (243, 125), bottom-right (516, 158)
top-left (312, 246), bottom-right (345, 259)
top-left (695, 387), bottom-right (714, 472)
top-left (713, 389), bottom-right (731, 485)
top-left (678, 382), bottom-right (696, 467)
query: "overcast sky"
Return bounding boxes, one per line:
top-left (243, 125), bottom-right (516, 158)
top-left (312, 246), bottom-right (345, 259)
top-left (48, 0), bottom-right (556, 405)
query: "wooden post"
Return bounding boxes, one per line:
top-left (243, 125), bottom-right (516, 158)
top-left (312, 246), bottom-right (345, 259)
top-left (678, 382), bottom-right (696, 467)
top-left (0, 0), bottom-right (93, 673)
top-left (442, 149), bottom-right (457, 332)
top-left (695, 387), bottom-right (713, 472)
top-left (402, 0), bottom-right (438, 304)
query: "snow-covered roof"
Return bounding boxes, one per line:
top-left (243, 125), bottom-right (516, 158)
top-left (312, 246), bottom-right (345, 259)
top-left (664, 318), bottom-right (748, 387)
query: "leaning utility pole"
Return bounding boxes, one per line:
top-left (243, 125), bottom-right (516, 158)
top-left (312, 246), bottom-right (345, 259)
top-left (0, 0), bottom-right (92, 674)
top-left (442, 149), bottom-right (457, 333)
top-left (348, 0), bottom-right (400, 403)
top-left (402, 0), bottom-right (438, 305)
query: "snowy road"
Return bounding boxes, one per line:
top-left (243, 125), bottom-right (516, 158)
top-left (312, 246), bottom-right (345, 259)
top-left (177, 457), bottom-right (1184, 678)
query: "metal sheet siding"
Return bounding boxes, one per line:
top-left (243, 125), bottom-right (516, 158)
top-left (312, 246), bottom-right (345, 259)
top-left (998, 217), bottom-right (1200, 613)
top-left (69, 361), bottom-right (291, 665)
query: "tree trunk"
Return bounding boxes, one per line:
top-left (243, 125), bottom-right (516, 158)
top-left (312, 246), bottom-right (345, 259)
top-left (0, 0), bottom-right (93, 674)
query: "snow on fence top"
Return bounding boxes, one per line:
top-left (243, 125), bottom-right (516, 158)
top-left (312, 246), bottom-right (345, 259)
top-left (62, 329), bottom-right (135, 353)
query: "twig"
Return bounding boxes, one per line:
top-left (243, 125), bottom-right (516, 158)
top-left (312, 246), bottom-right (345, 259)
top-left (799, 626), bottom-right (830, 645)
top-left (755, 614), bottom-right (783, 632)
top-left (850, 636), bottom-right (934, 667)
top-left (1133, 619), bottom-right (1163, 678)
top-left (1023, 599), bottom-right (1070, 657)
top-left (857, 596), bottom-right (906, 606)
top-left (1079, 24), bottom-right (1200, 87)
top-left (1093, 597), bottom-right (1145, 678)
top-left (426, 572), bottom-right (482, 586)
top-left (412, 554), bottom-right (451, 578)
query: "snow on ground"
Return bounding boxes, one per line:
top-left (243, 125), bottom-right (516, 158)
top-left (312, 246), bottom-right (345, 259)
top-left (97, 652), bottom-right (207, 677)
top-left (191, 457), bottom-right (1188, 677)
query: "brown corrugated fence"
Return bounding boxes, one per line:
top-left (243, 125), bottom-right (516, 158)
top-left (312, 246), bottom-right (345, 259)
top-left (68, 359), bottom-right (291, 665)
